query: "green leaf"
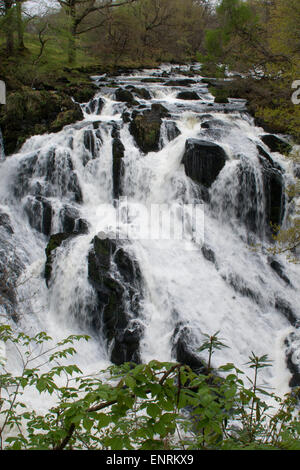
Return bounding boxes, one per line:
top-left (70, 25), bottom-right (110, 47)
top-left (147, 403), bottom-right (161, 419)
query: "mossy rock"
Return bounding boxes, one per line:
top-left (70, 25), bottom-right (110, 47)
top-left (129, 103), bottom-right (170, 153)
top-left (0, 88), bottom-right (83, 154)
top-left (50, 107), bottom-right (83, 132)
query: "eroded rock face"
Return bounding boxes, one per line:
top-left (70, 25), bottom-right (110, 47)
top-left (258, 148), bottom-right (285, 230)
top-left (129, 103), bottom-right (170, 153)
top-left (182, 139), bottom-right (228, 188)
top-left (88, 236), bottom-right (143, 365)
top-left (112, 137), bottom-right (125, 200)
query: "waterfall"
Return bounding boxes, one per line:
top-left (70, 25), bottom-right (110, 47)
top-left (0, 64), bottom-right (299, 413)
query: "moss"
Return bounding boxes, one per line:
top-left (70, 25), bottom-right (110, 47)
top-left (0, 88), bottom-right (83, 154)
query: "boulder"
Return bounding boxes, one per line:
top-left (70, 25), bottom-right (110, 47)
top-left (182, 138), bottom-right (228, 187)
top-left (129, 103), bottom-right (170, 153)
top-left (115, 88), bottom-right (137, 105)
top-left (261, 134), bottom-right (292, 154)
top-left (176, 91), bottom-right (200, 100)
top-left (126, 86), bottom-right (151, 100)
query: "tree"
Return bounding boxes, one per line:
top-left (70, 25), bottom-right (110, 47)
top-left (56, 0), bottom-right (139, 64)
top-left (0, 1), bottom-right (15, 56)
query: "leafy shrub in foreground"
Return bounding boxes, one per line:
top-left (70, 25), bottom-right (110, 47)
top-left (0, 325), bottom-right (299, 450)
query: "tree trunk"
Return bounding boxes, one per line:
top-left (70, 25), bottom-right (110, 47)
top-left (16, 0), bottom-right (25, 50)
top-left (4, 0), bottom-right (14, 56)
top-left (67, 1), bottom-right (77, 65)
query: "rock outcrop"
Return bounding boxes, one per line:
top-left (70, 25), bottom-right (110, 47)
top-left (88, 236), bottom-right (143, 365)
top-left (182, 138), bottom-right (228, 188)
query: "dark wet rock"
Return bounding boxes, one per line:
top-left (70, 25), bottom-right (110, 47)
top-left (129, 103), bottom-right (170, 153)
top-left (44, 232), bottom-right (74, 286)
top-left (201, 244), bottom-right (216, 264)
top-left (172, 323), bottom-right (207, 373)
top-left (255, 146), bottom-right (286, 231)
top-left (294, 164), bottom-right (300, 179)
top-left (165, 79), bottom-right (197, 87)
top-left (59, 205), bottom-right (89, 234)
top-left (0, 210), bottom-right (14, 234)
top-left (262, 166), bottom-right (285, 230)
top-left (182, 139), bottom-right (228, 188)
top-left (115, 88), bottom-right (138, 105)
top-left (200, 114), bottom-right (214, 120)
top-left (15, 148), bottom-right (83, 203)
top-left (87, 236), bottom-right (143, 365)
top-left (13, 153), bottom-right (38, 199)
top-left (126, 86), bottom-right (151, 100)
top-left (177, 91), bottom-right (200, 100)
top-left (234, 159), bottom-right (265, 235)
top-left (24, 196), bottom-right (53, 236)
top-left (261, 134), bottom-right (292, 155)
top-left (85, 97), bottom-right (104, 115)
top-left (201, 119), bottom-right (232, 130)
top-left (141, 77), bottom-right (165, 83)
top-left (257, 145), bottom-right (282, 171)
top-left (163, 121), bottom-right (181, 143)
top-left (112, 137), bottom-right (125, 199)
top-left (121, 111), bottom-right (131, 123)
top-left (0, 231), bottom-right (23, 322)
top-left (223, 272), bottom-right (263, 305)
top-left (0, 210), bottom-right (21, 318)
top-left (82, 128), bottom-right (101, 166)
top-left (269, 258), bottom-right (291, 286)
top-left (275, 297), bottom-right (298, 327)
top-left (83, 130), bottom-right (96, 157)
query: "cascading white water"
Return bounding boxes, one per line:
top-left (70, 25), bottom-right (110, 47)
top-left (0, 64), bottom-right (299, 415)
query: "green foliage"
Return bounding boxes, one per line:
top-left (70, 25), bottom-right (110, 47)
top-left (0, 325), bottom-right (299, 450)
top-left (269, 151), bottom-right (300, 263)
